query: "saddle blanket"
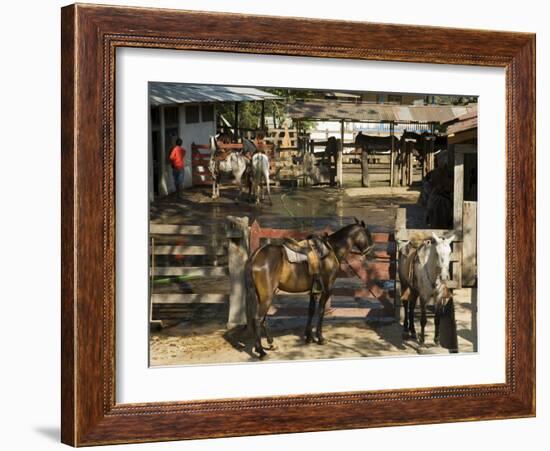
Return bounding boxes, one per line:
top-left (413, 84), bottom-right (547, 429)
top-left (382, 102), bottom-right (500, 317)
top-left (282, 246), bottom-right (309, 263)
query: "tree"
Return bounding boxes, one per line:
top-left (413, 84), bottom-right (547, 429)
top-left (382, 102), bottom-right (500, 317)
top-left (215, 88), bottom-right (318, 132)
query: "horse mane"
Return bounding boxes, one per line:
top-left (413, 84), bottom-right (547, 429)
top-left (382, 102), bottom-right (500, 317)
top-left (328, 223), bottom-right (360, 239)
top-left (327, 223), bottom-right (363, 249)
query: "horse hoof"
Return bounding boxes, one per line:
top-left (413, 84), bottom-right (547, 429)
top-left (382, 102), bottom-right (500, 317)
top-left (402, 331), bottom-right (411, 340)
top-left (305, 336), bottom-right (314, 344)
top-left (266, 344), bottom-right (278, 351)
top-left (317, 338), bottom-right (326, 345)
top-left (257, 351), bottom-right (268, 360)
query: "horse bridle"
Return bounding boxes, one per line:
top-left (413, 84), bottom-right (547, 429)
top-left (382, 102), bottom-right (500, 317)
top-left (414, 242), bottom-right (442, 290)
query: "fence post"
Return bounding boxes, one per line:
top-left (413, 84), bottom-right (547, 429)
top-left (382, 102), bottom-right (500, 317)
top-left (226, 216), bottom-right (250, 328)
top-left (361, 145), bottom-right (369, 187)
top-left (337, 138), bottom-right (344, 187)
top-left (407, 141), bottom-right (414, 186)
top-left (390, 123), bottom-right (395, 187)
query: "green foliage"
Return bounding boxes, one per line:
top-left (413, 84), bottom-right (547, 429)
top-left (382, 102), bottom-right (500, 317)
top-left (216, 88), bottom-right (318, 132)
top-left (434, 95), bottom-right (478, 105)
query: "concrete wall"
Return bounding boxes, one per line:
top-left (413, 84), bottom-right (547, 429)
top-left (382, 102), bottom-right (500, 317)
top-left (150, 103), bottom-right (217, 198)
top-left (178, 104), bottom-right (216, 190)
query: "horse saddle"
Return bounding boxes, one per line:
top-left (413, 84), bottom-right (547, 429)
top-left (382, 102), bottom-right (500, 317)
top-left (282, 235), bottom-right (331, 276)
top-left (398, 242), bottom-right (420, 301)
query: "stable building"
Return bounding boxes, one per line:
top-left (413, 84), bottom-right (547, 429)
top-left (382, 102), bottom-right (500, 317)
top-left (148, 82), bottom-right (280, 199)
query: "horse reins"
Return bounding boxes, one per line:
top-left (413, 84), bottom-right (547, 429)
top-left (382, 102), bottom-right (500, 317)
top-left (341, 248), bottom-right (379, 300)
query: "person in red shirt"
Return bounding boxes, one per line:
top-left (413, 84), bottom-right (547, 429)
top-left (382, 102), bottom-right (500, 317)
top-left (169, 138), bottom-right (186, 197)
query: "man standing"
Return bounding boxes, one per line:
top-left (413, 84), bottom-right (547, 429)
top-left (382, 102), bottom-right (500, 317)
top-left (169, 138), bottom-right (186, 198)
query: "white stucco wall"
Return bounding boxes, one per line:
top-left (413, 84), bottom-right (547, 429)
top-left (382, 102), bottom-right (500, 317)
top-left (177, 104), bottom-right (216, 189)
top-left (152, 103), bottom-right (217, 197)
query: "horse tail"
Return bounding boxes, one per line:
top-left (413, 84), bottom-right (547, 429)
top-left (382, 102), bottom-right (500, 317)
top-left (244, 249), bottom-right (260, 335)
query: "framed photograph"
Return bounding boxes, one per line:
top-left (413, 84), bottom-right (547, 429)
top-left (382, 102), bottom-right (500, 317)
top-left (61, 3), bottom-right (535, 446)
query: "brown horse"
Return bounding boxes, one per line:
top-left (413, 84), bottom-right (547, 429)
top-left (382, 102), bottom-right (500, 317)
top-left (246, 220), bottom-right (375, 359)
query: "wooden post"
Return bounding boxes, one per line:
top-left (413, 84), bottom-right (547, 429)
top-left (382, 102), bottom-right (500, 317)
top-left (390, 122), bottom-right (395, 187)
top-left (226, 216), bottom-right (250, 328)
top-left (422, 137), bottom-right (428, 179)
top-left (454, 151), bottom-right (464, 232)
top-left (395, 207), bottom-right (406, 231)
top-left (338, 120), bottom-right (344, 187)
top-left (149, 237), bottom-right (162, 330)
top-left (233, 102), bottom-right (239, 142)
top-left (260, 100), bottom-right (265, 130)
top-left (429, 123), bottom-right (436, 171)
top-left (393, 131), bottom-right (400, 187)
top-left (453, 150), bottom-right (464, 288)
top-left (407, 141), bottom-right (414, 185)
top-left (361, 145), bottom-right (369, 187)
top-left (159, 105), bottom-right (169, 195)
top-left (428, 139), bottom-right (435, 171)
top-left (462, 201), bottom-right (477, 287)
top-left (148, 104), bottom-right (154, 201)
top-left (400, 137), bottom-right (408, 186)
top-left (394, 208), bottom-right (407, 320)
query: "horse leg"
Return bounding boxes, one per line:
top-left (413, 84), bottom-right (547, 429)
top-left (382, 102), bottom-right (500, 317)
top-left (258, 297), bottom-right (275, 350)
top-left (261, 317), bottom-right (275, 349)
top-left (419, 298), bottom-right (427, 345)
top-left (235, 176), bottom-right (242, 202)
top-left (255, 178), bottom-right (261, 205)
top-left (408, 293), bottom-right (418, 340)
top-left (247, 173), bottom-right (253, 202)
top-left (402, 298), bottom-right (410, 339)
top-left (251, 295), bottom-right (269, 359)
top-left (434, 309), bottom-right (441, 345)
top-left (253, 315), bottom-right (267, 359)
top-left (253, 267), bottom-right (279, 358)
top-left (315, 290), bottom-right (331, 345)
top-left (265, 170), bottom-right (273, 205)
top-left (304, 291), bottom-right (317, 343)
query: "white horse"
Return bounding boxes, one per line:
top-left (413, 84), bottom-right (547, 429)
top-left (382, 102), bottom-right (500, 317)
top-left (251, 151), bottom-right (272, 205)
top-left (208, 136), bottom-right (249, 200)
top-left (398, 232), bottom-right (455, 345)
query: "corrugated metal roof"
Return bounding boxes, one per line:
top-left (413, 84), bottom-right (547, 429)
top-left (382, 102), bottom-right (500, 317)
top-left (444, 109), bottom-right (478, 135)
top-left (149, 83), bottom-right (281, 106)
top-left (287, 101), bottom-right (477, 124)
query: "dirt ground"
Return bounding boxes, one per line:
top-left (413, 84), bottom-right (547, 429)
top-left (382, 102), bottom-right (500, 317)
top-left (150, 184), bottom-right (427, 229)
top-left (149, 184), bottom-right (476, 366)
top-left (150, 288), bottom-right (476, 366)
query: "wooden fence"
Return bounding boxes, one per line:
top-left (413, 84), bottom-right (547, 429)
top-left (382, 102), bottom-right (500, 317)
top-left (149, 222), bottom-right (229, 327)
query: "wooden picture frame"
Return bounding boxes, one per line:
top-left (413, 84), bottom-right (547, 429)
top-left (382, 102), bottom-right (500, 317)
top-left (61, 3), bottom-right (535, 446)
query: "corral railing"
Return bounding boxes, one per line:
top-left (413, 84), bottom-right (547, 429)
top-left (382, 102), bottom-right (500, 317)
top-left (149, 222), bottom-right (229, 328)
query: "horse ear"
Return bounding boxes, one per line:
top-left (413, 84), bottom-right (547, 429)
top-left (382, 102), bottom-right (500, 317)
top-left (431, 232), bottom-right (441, 243)
top-left (445, 234), bottom-right (456, 244)
top-left (397, 240), bottom-right (410, 251)
top-left (361, 220), bottom-right (366, 227)
top-left (354, 217), bottom-right (360, 224)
